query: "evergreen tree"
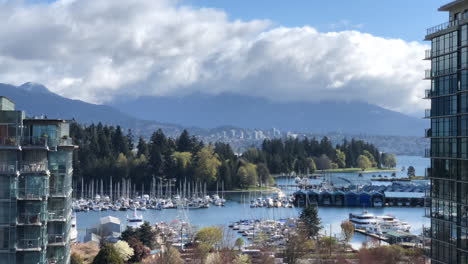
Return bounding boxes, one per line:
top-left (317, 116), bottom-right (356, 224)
top-left (92, 243), bottom-right (123, 264)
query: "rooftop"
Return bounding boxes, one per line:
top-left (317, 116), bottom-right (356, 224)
top-left (439, 0), bottom-right (466, 11)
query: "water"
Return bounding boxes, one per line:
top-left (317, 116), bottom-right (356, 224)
top-left (75, 155), bottom-right (430, 248)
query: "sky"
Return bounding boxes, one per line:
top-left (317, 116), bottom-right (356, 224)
top-left (0, 0), bottom-right (452, 116)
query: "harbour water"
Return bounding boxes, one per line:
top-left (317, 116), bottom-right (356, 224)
top-left (75, 155), bottom-right (429, 248)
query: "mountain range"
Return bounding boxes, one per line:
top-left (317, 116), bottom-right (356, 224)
top-left (0, 82), bottom-right (426, 138)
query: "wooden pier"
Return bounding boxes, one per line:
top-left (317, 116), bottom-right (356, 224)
top-left (354, 228), bottom-right (389, 242)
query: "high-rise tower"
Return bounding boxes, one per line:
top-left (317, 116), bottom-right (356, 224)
top-left (0, 97), bottom-right (75, 264)
top-left (426, 1), bottom-right (468, 263)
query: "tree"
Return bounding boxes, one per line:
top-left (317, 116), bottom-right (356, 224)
top-left (256, 163), bottom-right (272, 185)
top-left (340, 220), bottom-right (355, 244)
top-left (335, 149), bottom-right (346, 168)
top-left (196, 227), bottom-right (223, 249)
top-left (284, 233), bottom-right (315, 264)
top-left (205, 252), bottom-right (223, 264)
top-left (113, 240), bottom-right (134, 261)
top-left (71, 253), bottom-right (84, 264)
top-left (120, 227), bottom-right (137, 242)
top-left (159, 246), bottom-right (184, 264)
top-left (128, 236), bottom-right (150, 262)
top-left (305, 157), bottom-right (316, 174)
top-left (194, 146), bottom-right (222, 184)
top-left (235, 237), bottom-right (245, 250)
top-left (363, 150), bottom-right (377, 168)
top-left (233, 254), bottom-right (251, 264)
top-left (381, 153), bottom-right (397, 168)
top-left (407, 166), bottom-right (416, 177)
top-left (314, 154), bottom-right (332, 170)
top-left (138, 221), bottom-right (157, 248)
top-left (299, 205), bottom-right (321, 238)
top-left (357, 155), bottom-right (372, 171)
top-left (137, 137), bottom-right (149, 157)
top-left (92, 243), bottom-right (123, 264)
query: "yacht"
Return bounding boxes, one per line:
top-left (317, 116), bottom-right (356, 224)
top-left (70, 214), bottom-right (77, 242)
top-left (127, 208), bottom-right (144, 228)
top-left (349, 211), bottom-right (377, 229)
top-left (376, 215), bottom-right (411, 233)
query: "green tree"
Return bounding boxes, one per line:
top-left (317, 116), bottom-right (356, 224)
top-left (137, 137), bottom-right (149, 157)
top-left (92, 243), bottom-right (123, 264)
top-left (314, 154), bottom-right (332, 170)
top-left (195, 227), bottom-right (223, 249)
top-left (299, 205), bottom-right (321, 238)
top-left (407, 166), bottom-right (416, 177)
top-left (357, 155), bottom-right (372, 171)
top-left (194, 146), bottom-right (222, 184)
top-left (382, 153), bottom-right (397, 168)
top-left (335, 149), bottom-right (346, 168)
top-left (137, 221), bottom-right (157, 249)
top-left (363, 150), bottom-right (377, 167)
top-left (120, 227), bottom-right (137, 242)
top-left (235, 237), bottom-right (245, 250)
top-left (305, 157), bottom-right (316, 174)
top-left (256, 163), bottom-right (272, 185)
top-left (177, 130), bottom-right (193, 152)
top-left (284, 233), bottom-right (315, 264)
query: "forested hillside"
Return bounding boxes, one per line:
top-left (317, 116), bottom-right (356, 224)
top-left (70, 123), bottom-right (392, 191)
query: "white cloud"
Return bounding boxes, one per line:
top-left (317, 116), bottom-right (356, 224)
top-left (0, 0), bottom-right (429, 114)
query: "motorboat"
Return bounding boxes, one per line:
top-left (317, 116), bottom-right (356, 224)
top-left (127, 208), bottom-right (144, 228)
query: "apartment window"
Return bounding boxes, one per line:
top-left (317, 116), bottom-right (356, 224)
top-left (463, 25), bottom-right (468, 46)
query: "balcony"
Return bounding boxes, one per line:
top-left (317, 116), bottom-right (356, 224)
top-left (58, 137), bottom-right (73, 147)
top-left (48, 208), bottom-right (71, 222)
top-left (424, 89), bottom-right (432, 99)
top-left (17, 212), bottom-right (47, 225)
top-left (48, 233), bottom-right (68, 246)
top-left (425, 49), bottom-right (432, 60)
top-left (20, 161), bottom-right (48, 174)
top-left (21, 136), bottom-right (57, 150)
top-left (16, 238), bottom-right (45, 251)
top-left (49, 185), bottom-right (72, 197)
top-left (425, 128), bottom-right (432, 138)
top-left (0, 137), bottom-right (20, 149)
top-left (425, 168), bottom-right (432, 178)
top-left (0, 161), bottom-right (18, 174)
top-left (425, 149), bottom-right (431, 158)
top-left (425, 70), bottom-right (432, 79)
top-left (17, 187), bottom-right (49, 200)
top-left (426, 14), bottom-right (468, 37)
top-left (425, 109), bottom-right (432, 118)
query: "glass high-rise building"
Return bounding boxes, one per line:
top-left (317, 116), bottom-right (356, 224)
top-left (426, 1), bottom-right (468, 263)
top-left (0, 97), bottom-right (75, 264)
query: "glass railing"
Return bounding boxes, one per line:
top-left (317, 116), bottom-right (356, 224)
top-left (58, 137), bottom-right (73, 146)
top-left (17, 212), bottom-right (47, 225)
top-left (0, 137), bottom-right (20, 147)
top-left (0, 161), bottom-right (18, 173)
top-left (16, 238), bottom-right (44, 250)
top-left (425, 49), bottom-right (432, 59)
top-left (48, 208), bottom-right (71, 221)
top-left (21, 136), bottom-right (58, 148)
top-left (21, 161), bottom-right (48, 173)
top-left (427, 14), bottom-right (468, 36)
top-left (424, 89), bottom-right (432, 98)
top-left (49, 185), bottom-right (72, 197)
top-left (425, 109), bottom-right (431, 118)
top-left (425, 149), bottom-right (431, 158)
top-left (425, 70), bottom-right (432, 79)
top-left (425, 128), bottom-right (432, 138)
top-left (17, 187), bottom-right (49, 199)
top-left (48, 233), bottom-right (67, 245)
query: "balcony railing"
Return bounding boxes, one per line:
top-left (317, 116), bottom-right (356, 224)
top-left (48, 233), bottom-right (67, 245)
top-left (48, 208), bottom-right (71, 221)
top-left (17, 212), bottom-right (47, 225)
top-left (21, 136), bottom-right (58, 148)
top-left (58, 137), bottom-right (73, 146)
top-left (0, 137), bottom-right (20, 147)
top-left (425, 109), bottom-right (432, 118)
top-left (424, 89), bottom-right (432, 99)
top-left (425, 70), bottom-right (432, 79)
top-left (16, 238), bottom-right (44, 250)
top-left (17, 187), bottom-right (49, 200)
top-left (49, 185), bottom-right (72, 197)
top-left (425, 128), bottom-right (432, 138)
top-left (20, 161), bottom-right (48, 173)
top-left (0, 161), bottom-right (18, 174)
top-left (425, 49), bottom-right (432, 59)
top-left (427, 14), bottom-right (468, 36)
top-left (425, 149), bottom-right (431, 158)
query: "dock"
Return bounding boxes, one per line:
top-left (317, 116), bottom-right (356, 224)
top-left (354, 228), bottom-right (388, 242)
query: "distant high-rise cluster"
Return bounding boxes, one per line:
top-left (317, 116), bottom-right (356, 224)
top-left (425, 1), bottom-right (468, 263)
top-left (0, 97), bottom-right (75, 264)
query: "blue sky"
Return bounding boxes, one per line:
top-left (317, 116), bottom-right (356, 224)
top-left (184, 0), bottom-right (448, 42)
